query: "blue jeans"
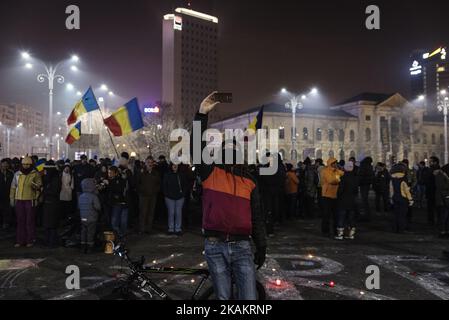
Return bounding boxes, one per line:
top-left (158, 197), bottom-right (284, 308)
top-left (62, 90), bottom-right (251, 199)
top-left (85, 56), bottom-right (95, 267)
top-left (165, 197), bottom-right (184, 232)
top-left (204, 239), bottom-right (257, 300)
top-left (111, 205), bottom-right (128, 237)
top-left (336, 208), bottom-right (356, 229)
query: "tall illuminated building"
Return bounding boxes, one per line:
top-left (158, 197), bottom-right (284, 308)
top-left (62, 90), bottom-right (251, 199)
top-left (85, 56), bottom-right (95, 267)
top-left (162, 7), bottom-right (219, 124)
top-left (410, 46), bottom-right (448, 113)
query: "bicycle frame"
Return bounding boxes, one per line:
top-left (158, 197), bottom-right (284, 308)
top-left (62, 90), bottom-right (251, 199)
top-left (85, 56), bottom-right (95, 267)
top-left (113, 243), bottom-right (212, 300)
top-left (140, 266), bottom-right (211, 300)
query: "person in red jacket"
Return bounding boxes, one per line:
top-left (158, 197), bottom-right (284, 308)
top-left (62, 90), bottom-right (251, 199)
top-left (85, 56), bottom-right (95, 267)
top-left (192, 92), bottom-right (266, 300)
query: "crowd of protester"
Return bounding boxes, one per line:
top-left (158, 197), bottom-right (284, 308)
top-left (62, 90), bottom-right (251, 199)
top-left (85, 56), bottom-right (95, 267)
top-left (0, 152), bottom-right (195, 252)
top-left (253, 154), bottom-right (449, 240)
top-left (1, 151), bottom-right (449, 252)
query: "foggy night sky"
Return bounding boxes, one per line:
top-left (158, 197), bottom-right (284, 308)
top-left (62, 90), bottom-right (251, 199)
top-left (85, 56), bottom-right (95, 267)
top-left (0, 0), bottom-right (448, 117)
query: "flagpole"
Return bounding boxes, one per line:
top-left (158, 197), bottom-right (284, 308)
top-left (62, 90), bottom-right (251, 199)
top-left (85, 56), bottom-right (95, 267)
top-left (97, 106), bottom-right (119, 159)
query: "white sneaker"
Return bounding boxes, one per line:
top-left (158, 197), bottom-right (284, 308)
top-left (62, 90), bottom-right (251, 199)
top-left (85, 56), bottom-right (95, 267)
top-left (345, 228), bottom-right (356, 240)
top-left (334, 228), bottom-right (344, 240)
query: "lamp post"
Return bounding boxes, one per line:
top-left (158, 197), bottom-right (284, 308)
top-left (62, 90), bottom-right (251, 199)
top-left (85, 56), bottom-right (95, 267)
top-left (4, 128), bottom-right (11, 158)
top-left (281, 88), bottom-right (317, 163)
top-left (285, 95), bottom-right (303, 163)
top-left (22, 52), bottom-right (79, 159)
top-left (438, 90), bottom-right (449, 164)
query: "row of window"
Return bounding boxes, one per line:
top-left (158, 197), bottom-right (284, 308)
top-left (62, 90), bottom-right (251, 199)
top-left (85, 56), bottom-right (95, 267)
top-left (419, 133), bottom-right (445, 145)
top-left (272, 127), bottom-right (359, 142)
top-left (276, 148), bottom-right (357, 161)
top-left (270, 127), bottom-right (446, 145)
top-left (183, 21), bottom-right (216, 31)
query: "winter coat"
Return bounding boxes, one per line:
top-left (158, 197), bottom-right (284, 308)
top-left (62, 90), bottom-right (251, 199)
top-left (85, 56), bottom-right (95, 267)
top-left (337, 171), bottom-right (359, 210)
top-left (163, 171), bottom-right (188, 200)
top-left (0, 169), bottom-right (13, 203)
top-left (108, 176), bottom-right (128, 206)
top-left (43, 168), bottom-right (62, 228)
top-left (434, 169), bottom-right (449, 207)
top-left (78, 178), bottom-right (101, 222)
top-left (10, 169), bottom-right (42, 204)
top-left (304, 166), bottom-right (318, 197)
top-left (285, 171), bottom-right (299, 194)
top-left (374, 169), bottom-right (391, 193)
top-left (417, 167), bottom-right (427, 185)
top-left (423, 165), bottom-right (439, 194)
top-left (60, 172), bottom-right (74, 201)
top-left (320, 158), bottom-right (344, 199)
top-left (137, 169), bottom-right (161, 196)
top-left (258, 155), bottom-right (286, 196)
top-left (390, 172), bottom-right (413, 205)
top-left (296, 168), bottom-right (306, 194)
top-left (358, 159), bottom-right (374, 187)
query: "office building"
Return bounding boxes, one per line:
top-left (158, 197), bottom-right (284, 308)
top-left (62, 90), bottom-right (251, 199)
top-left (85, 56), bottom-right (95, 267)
top-left (162, 7), bottom-right (219, 124)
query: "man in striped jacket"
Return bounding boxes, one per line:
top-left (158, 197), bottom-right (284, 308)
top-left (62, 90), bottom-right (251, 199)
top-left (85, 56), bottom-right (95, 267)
top-left (192, 92), bottom-right (267, 300)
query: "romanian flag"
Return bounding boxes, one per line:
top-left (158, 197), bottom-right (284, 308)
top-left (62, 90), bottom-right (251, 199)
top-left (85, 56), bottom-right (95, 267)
top-left (65, 122), bottom-right (81, 145)
top-left (247, 106), bottom-right (264, 133)
top-left (67, 87), bottom-right (99, 126)
top-left (103, 98), bottom-right (144, 136)
top-left (35, 159), bottom-right (45, 172)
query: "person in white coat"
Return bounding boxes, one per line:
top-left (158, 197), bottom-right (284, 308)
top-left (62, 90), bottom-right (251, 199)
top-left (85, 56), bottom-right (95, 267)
top-left (60, 164), bottom-right (74, 224)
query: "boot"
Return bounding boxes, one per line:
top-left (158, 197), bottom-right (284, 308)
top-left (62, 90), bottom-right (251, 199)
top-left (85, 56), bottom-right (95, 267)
top-left (345, 227), bottom-right (356, 240)
top-left (334, 228), bottom-right (344, 240)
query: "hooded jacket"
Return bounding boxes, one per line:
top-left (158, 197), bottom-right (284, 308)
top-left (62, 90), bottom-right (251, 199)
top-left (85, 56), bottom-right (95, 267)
top-left (78, 178), bottom-right (101, 222)
top-left (285, 170), bottom-right (299, 194)
top-left (320, 158), bottom-right (344, 199)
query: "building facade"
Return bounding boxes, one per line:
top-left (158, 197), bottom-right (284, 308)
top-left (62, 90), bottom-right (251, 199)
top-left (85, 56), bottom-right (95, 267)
top-left (0, 103), bottom-right (47, 158)
top-left (410, 46), bottom-right (448, 112)
top-left (211, 93), bottom-right (447, 165)
top-left (162, 7), bottom-right (219, 125)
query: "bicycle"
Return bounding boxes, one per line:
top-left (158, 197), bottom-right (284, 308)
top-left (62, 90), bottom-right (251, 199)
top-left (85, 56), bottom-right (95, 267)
top-left (108, 242), bottom-right (266, 300)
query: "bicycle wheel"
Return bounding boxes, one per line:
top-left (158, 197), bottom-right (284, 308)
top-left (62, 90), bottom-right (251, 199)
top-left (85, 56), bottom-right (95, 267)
top-left (198, 281), bottom-right (266, 300)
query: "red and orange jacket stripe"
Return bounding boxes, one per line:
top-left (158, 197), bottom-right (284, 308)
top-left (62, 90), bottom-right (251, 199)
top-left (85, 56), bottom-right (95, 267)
top-left (192, 113), bottom-right (267, 249)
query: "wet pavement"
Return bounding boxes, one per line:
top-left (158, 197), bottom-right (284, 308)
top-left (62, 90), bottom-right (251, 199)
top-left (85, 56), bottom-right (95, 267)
top-left (1, 207), bottom-right (449, 300)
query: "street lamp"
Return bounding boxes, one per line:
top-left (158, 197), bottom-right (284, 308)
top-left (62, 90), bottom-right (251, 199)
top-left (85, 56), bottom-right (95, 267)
top-left (438, 90), bottom-right (449, 164)
top-left (21, 52), bottom-right (31, 59)
top-left (281, 88), bottom-right (309, 164)
top-left (22, 52), bottom-right (79, 159)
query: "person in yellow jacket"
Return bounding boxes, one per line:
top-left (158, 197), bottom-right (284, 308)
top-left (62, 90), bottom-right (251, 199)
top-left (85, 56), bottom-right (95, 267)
top-left (10, 157), bottom-right (42, 247)
top-left (320, 158), bottom-right (344, 236)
